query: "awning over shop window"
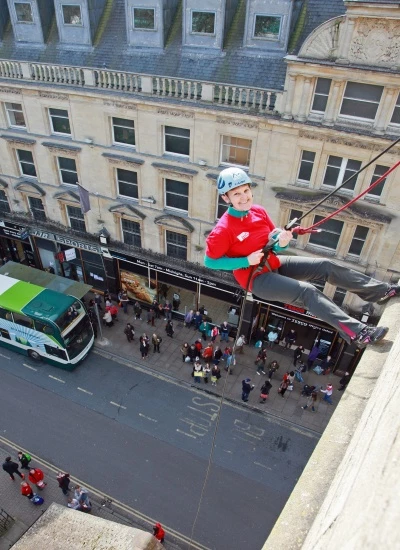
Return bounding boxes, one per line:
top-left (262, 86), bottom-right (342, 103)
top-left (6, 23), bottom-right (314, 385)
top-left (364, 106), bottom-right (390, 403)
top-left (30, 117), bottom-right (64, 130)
top-left (0, 262), bottom-right (92, 299)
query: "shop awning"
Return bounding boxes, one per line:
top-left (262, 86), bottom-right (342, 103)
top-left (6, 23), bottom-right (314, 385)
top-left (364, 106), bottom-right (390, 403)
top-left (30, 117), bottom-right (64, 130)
top-left (0, 262), bottom-right (92, 299)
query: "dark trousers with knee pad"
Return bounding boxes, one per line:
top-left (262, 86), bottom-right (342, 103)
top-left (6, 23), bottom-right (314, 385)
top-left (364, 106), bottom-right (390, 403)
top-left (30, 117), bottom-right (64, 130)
top-left (252, 257), bottom-right (388, 343)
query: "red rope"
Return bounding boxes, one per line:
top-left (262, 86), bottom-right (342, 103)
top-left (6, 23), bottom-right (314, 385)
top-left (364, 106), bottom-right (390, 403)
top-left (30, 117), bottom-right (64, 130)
top-left (294, 161), bottom-right (400, 235)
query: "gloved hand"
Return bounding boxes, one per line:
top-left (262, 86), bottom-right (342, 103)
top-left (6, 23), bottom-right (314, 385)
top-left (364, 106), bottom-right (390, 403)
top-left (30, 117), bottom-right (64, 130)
top-left (268, 228), bottom-right (293, 249)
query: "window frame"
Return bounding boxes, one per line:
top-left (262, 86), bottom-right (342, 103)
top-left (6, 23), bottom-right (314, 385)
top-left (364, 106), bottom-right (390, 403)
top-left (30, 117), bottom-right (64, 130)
top-left (308, 215), bottom-right (344, 252)
top-left (16, 149), bottom-right (37, 178)
top-left (366, 165), bottom-right (389, 200)
top-left (66, 204), bottom-right (86, 232)
top-left (390, 92), bottom-right (400, 125)
top-left (332, 287), bottom-right (347, 307)
top-left (253, 13), bottom-right (282, 41)
top-left (116, 167), bottom-right (139, 200)
top-left (311, 78), bottom-right (332, 114)
top-left (347, 225), bottom-right (369, 257)
top-left (190, 10), bottom-right (216, 35)
top-left (0, 190), bottom-right (11, 214)
top-left (61, 4), bottom-right (82, 25)
top-left (164, 126), bottom-right (190, 158)
top-left (121, 218), bottom-right (142, 247)
top-left (297, 150), bottom-right (316, 184)
top-left (28, 196), bottom-right (46, 221)
top-left (220, 135), bottom-right (252, 169)
top-left (132, 7), bottom-right (156, 30)
top-left (289, 209), bottom-right (303, 241)
top-left (112, 117), bottom-right (136, 148)
top-left (339, 81), bottom-right (384, 122)
top-left (57, 156), bottom-right (78, 186)
top-left (164, 178), bottom-right (189, 214)
top-left (14, 2), bottom-right (34, 23)
top-left (48, 108), bottom-right (71, 136)
top-left (322, 155), bottom-right (362, 193)
top-left (5, 102), bottom-right (26, 128)
top-left (165, 230), bottom-right (188, 260)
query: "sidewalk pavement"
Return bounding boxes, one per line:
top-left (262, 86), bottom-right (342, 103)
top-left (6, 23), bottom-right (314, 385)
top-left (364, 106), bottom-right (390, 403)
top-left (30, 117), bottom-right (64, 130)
top-left (0, 441), bottom-right (180, 550)
top-left (94, 310), bottom-right (342, 435)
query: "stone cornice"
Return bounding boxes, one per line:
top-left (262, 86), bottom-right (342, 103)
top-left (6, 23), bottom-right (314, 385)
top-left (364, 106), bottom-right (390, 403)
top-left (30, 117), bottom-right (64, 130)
top-left (109, 203), bottom-right (146, 220)
top-left (298, 130), bottom-right (400, 152)
top-left (102, 152), bottom-right (144, 167)
top-left (1, 134), bottom-right (36, 146)
top-left (15, 180), bottom-right (46, 196)
top-left (53, 189), bottom-right (80, 203)
top-left (152, 162), bottom-right (198, 178)
top-left (154, 214), bottom-right (195, 233)
top-left (42, 142), bottom-right (81, 156)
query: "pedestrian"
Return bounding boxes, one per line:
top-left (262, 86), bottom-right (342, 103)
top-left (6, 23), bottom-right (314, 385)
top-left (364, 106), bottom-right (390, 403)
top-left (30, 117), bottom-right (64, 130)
top-left (104, 290), bottom-right (111, 304)
top-left (152, 333), bottom-right (162, 353)
top-left (193, 359), bottom-right (203, 383)
top-left (140, 334), bottom-right (149, 359)
top-left (165, 320), bottom-right (174, 337)
top-left (181, 342), bottom-right (190, 362)
top-left (147, 308), bottom-right (155, 327)
top-left (260, 379), bottom-right (273, 403)
top-left (235, 334), bottom-right (246, 354)
top-left (199, 319), bottom-right (210, 341)
top-left (108, 303), bottom-right (119, 322)
top-left (293, 345), bottom-right (304, 367)
top-left (2, 456), bottom-right (25, 480)
top-left (306, 343), bottom-right (320, 371)
top-left (255, 348), bottom-right (267, 375)
top-left (124, 322), bottom-right (135, 342)
top-left (28, 467), bottom-right (46, 489)
top-left (226, 352), bottom-right (236, 374)
top-left (283, 329), bottom-right (297, 349)
top-left (219, 321), bottom-right (230, 342)
top-left (184, 309), bottom-right (194, 328)
top-left (211, 365), bottom-right (221, 386)
top-left (302, 391), bottom-right (318, 411)
top-left (202, 343), bottom-right (213, 362)
top-left (338, 371), bottom-right (351, 391)
top-left (188, 344), bottom-right (197, 363)
top-left (57, 472), bottom-right (71, 495)
top-left (266, 330), bottom-right (278, 348)
top-left (267, 359), bottom-right (280, 379)
top-left (152, 299), bottom-right (160, 319)
top-left (205, 167), bottom-right (394, 347)
top-left (134, 301), bottom-right (142, 321)
top-left (157, 302), bottom-right (164, 319)
top-left (254, 326), bottom-right (266, 344)
top-left (74, 485), bottom-right (89, 506)
top-left (203, 363), bottom-right (211, 383)
top-left (94, 292), bottom-right (103, 311)
top-left (172, 290), bottom-right (180, 311)
top-left (164, 300), bottom-right (172, 321)
top-left (21, 481), bottom-right (34, 499)
top-left (194, 339), bottom-right (203, 354)
top-left (213, 346), bottom-right (223, 365)
top-left (287, 371), bottom-right (295, 385)
top-left (242, 378), bottom-right (255, 402)
top-left (103, 309), bottom-right (113, 327)
top-left (193, 311), bottom-right (202, 330)
top-left (18, 451), bottom-right (31, 470)
top-left (120, 291), bottom-right (129, 314)
top-left (153, 522), bottom-right (165, 544)
top-left (210, 325), bottom-right (219, 343)
top-left (278, 378), bottom-right (290, 397)
top-left (321, 383), bottom-right (334, 404)
top-left (320, 355), bottom-right (332, 375)
top-left (222, 346), bottom-right (232, 361)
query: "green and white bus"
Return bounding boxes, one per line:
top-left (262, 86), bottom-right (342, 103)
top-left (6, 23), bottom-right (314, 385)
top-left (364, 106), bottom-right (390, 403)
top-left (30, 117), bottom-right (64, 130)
top-left (0, 274), bottom-right (94, 370)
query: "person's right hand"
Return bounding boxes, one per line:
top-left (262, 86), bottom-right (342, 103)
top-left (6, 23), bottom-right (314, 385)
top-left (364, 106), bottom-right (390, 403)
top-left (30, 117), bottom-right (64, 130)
top-left (247, 249), bottom-right (264, 265)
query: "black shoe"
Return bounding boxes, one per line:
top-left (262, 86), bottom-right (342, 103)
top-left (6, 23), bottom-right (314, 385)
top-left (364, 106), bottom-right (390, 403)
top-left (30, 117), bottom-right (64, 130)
top-left (354, 325), bottom-right (388, 346)
top-left (376, 285), bottom-right (400, 305)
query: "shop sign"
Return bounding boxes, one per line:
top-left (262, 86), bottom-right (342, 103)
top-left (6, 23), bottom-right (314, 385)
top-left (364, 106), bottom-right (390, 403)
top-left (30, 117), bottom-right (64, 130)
top-left (111, 251), bottom-right (235, 295)
top-left (64, 248), bottom-right (76, 261)
top-left (31, 229), bottom-right (101, 253)
top-left (271, 310), bottom-right (334, 334)
top-left (0, 220), bottom-right (29, 240)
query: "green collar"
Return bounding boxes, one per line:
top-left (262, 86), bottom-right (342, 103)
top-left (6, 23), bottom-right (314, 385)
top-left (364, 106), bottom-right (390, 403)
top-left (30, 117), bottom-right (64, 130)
top-left (228, 206), bottom-right (250, 218)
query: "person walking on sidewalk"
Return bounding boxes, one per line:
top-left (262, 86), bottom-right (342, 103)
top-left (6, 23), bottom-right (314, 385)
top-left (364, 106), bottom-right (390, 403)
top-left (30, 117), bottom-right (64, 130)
top-left (18, 451), bottom-right (31, 470)
top-left (165, 320), bottom-right (174, 338)
top-left (152, 333), bottom-right (162, 353)
top-left (255, 348), bottom-right (267, 375)
top-left (259, 379), bottom-right (273, 403)
top-left (242, 378), bottom-right (255, 402)
top-left (28, 467), bottom-right (46, 489)
top-left (147, 308), bottom-right (155, 327)
top-left (21, 481), bottom-right (34, 499)
top-left (283, 329), bottom-right (297, 349)
top-left (2, 456), bottom-right (25, 480)
top-left (124, 323), bottom-right (135, 342)
top-left (181, 342), bottom-right (190, 362)
top-left (140, 334), bottom-right (150, 359)
top-left (153, 522), bottom-right (165, 544)
top-left (211, 365), bottom-right (221, 386)
top-left (321, 383), bottom-right (334, 404)
top-left (103, 309), bottom-right (113, 327)
top-left (219, 321), bottom-right (230, 342)
top-left (57, 472), bottom-right (71, 495)
top-left (213, 346), bottom-right (223, 365)
top-left (236, 334), bottom-right (246, 354)
top-left (338, 371), bottom-right (351, 392)
top-left (120, 291), bottom-right (129, 314)
top-left (302, 391), bottom-right (318, 412)
top-left (134, 301), bottom-right (142, 321)
top-left (278, 377), bottom-right (290, 398)
top-left (293, 345), bottom-right (304, 367)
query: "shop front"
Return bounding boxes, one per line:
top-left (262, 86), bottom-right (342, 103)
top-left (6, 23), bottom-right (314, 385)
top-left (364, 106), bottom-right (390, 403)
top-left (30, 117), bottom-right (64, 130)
top-left (30, 229), bottom-right (107, 292)
top-left (109, 250), bottom-right (241, 330)
top-left (0, 219), bottom-right (36, 266)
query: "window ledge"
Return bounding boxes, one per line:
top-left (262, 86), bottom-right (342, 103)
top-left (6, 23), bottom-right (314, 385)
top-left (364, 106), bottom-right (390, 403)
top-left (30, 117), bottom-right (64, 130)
top-left (305, 244), bottom-right (336, 257)
top-left (152, 162), bottom-right (198, 176)
top-left (162, 154), bottom-right (190, 163)
top-left (103, 152), bottom-right (144, 166)
top-left (163, 208), bottom-right (189, 218)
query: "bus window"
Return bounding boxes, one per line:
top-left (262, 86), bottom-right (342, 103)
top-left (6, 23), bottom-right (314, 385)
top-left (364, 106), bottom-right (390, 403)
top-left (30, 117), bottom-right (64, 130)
top-left (34, 320), bottom-right (55, 335)
top-left (12, 313), bottom-right (34, 328)
top-left (0, 328), bottom-right (10, 340)
top-left (44, 344), bottom-right (67, 361)
top-left (0, 307), bottom-right (11, 320)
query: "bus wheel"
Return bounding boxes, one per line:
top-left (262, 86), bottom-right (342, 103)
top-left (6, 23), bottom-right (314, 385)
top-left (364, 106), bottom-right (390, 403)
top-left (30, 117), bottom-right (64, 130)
top-left (28, 350), bottom-right (41, 361)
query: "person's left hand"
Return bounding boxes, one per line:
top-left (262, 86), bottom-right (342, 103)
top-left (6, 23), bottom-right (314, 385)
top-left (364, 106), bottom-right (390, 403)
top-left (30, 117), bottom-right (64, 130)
top-left (278, 230), bottom-right (293, 247)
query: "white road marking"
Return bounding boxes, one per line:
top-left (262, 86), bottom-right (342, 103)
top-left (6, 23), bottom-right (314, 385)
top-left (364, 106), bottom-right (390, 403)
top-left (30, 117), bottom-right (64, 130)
top-left (0, 353), bottom-right (10, 359)
top-left (110, 401), bottom-right (127, 410)
top-left (78, 387), bottom-right (93, 395)
top-left (176, 429), bottom-right (196, 439)
top-left (49, 375), bottom-right (65, 383)
top-left (223, 450), bottom-right (233, 454)
top-left (23, 363), bottom-right (37, 371)
top-left (139, 413), bottom-right (158, 422)
top-left (254, 461), bottom-right (272, 470)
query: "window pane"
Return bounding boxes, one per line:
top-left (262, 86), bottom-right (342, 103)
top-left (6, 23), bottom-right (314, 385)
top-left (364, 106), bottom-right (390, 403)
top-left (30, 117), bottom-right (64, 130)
top-left (298, 150), bottom-right (315, 182)
top-left (390, 94), bottom-right (400, 124)
top-left (254, 15), bottom-right (281, 39)
top-left (5, 103), bottom-right (25, 127)
top-left (315, 78), bottom-right (332, 95)
top-left (312, 95), bottom-right (329, 112)
top-left (28, 197), bottom-right (46, 221)
top-left (368, 165), bottom-right (388, 197)
top-left (333, 288), bottom-right (346, 307)
top-left (217, 196), bottom-right (228, 219)
top-left (117, 168), bottom-right (138, 199)
top-left (58, 157), bottom-right (76, 171)
top-left (311, 78), bottom-right (331, 112)
top-left (58, 157), bottom-right (77, 185)
top-left (133, 8), bottom-right (155, 29)
top-left (344, 82), bottom-right (383, 102)
top-left (67, 206), bottom-right (85, 232)
top-left (62, 5), bottom-right (82, 25)
top-left (165, 126), bottom-right (190, 156)
top-left (122, 219), bottom-right (141, 247)
top-left (340, 99), bottom-right (380, 120)
top-left (17, 149), bottom-right (36, 177)
top-left (49, 108), bottom-right (71, 134)
top-left (221, 135), bottom-right (251, 167)
top-left (166, 231), bottom-right (187, 260)
top-left (289, 209), bottom-right (303, 240)
top-left (15, 3), bottom-right (33, 22)
top-left (309, 216), bottom-right (343, 249)
top-left (113, 118), bottom-right (135, 146)
top-left (323, 165), bottom-right (340, 187)
top-left (340, 82), bottom-right (383, 120)
top-left (192, 11), bottom-right (215, 34)
top-left (342, 160), bottom-right (361, 191)
top-left (0, 190), bottom-right (10, 214)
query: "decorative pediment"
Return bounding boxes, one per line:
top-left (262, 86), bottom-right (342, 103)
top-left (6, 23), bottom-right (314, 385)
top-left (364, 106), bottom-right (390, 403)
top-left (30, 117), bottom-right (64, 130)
top-left (298, 16), bottom-right (344, 60)
top-left (102, 153), bottom-right (144, 167)
top-left (0, 178), bottom-right (8, 189)
top-left (274, 188), bottom-right (393, 224)
top-left (42, 142), bottom-right (81, 157)
top-left (109, 203), bottom-right (146, 220)
top-left (1, 134), bottom-right (36, 147)
top-left (152, 162), bottom-right (198, 180)
top-left (154, 214), bottom-right (195, 233)
top-left (14, 180), bottom-right (45, 196)
top-left (53, 189), bottom-right (80, 203)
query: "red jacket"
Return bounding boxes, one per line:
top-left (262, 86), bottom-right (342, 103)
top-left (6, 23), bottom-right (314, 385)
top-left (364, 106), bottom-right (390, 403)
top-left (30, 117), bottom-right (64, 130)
top-left (153, 523), bottom-right (165, 541)
top-left (21, 482), bottom-right (33, 497)
top-left (28, 468), bottom-right (44, 484)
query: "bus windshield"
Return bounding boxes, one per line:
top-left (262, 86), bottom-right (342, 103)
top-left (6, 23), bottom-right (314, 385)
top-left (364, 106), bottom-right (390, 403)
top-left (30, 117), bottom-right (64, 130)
top-left (63, 316), bottom-right (93, 360)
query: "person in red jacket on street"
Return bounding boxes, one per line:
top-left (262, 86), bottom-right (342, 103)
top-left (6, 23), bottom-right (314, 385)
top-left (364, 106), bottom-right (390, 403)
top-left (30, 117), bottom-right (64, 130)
top-left (21, 481), bottom-right (34, 499)
top-left (153, 522), bottom-right (165, 544)
top-left (28, 468), bottom-right (46, 489)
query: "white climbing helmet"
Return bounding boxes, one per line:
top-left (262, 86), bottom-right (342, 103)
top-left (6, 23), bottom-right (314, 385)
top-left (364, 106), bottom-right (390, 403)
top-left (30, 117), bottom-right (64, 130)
top-left (217, 167), bottom-right (252, 195)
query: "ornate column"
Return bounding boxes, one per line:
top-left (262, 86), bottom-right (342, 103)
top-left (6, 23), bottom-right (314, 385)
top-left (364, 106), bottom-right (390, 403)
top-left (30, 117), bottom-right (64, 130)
top-left (373, 88), bottom-right (397, 135)
top-left (296, 77), bottom-right (313, 122)
top-left (282, 75), bottom-right (297, 120)
top-left (322, 80), bottom-right (343, 127)
top-left (336, 18), bottom-right (356, 64)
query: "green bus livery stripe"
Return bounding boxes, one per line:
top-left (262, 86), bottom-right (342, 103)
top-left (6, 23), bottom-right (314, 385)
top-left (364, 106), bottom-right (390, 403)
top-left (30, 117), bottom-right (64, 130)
top-left (0, 282), bottom-right (43, 314)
